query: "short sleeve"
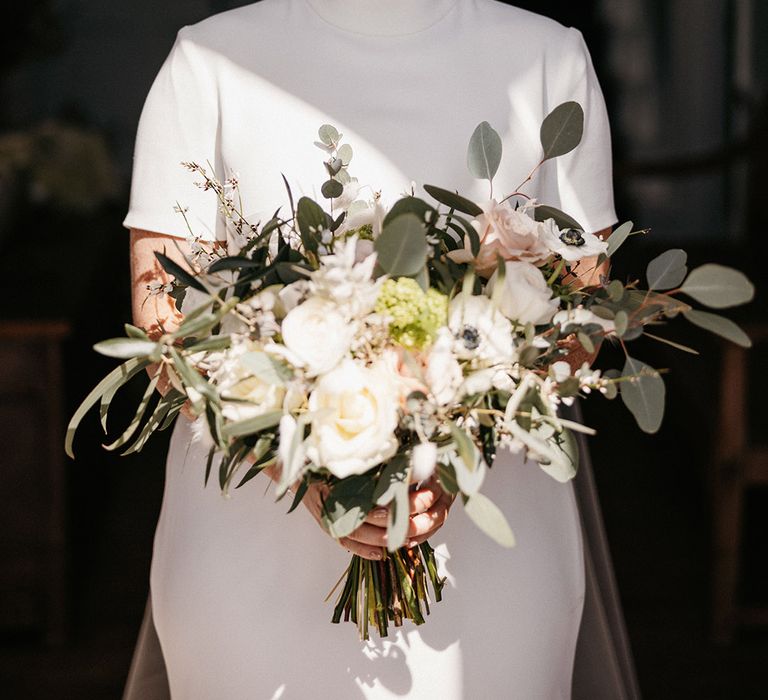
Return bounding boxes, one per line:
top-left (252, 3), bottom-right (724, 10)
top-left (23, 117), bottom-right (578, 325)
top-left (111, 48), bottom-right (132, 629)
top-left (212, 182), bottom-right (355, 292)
top-left (122, 27), bottom-right (221, 241)
top-left (547, 28), bottom-right (618, 234)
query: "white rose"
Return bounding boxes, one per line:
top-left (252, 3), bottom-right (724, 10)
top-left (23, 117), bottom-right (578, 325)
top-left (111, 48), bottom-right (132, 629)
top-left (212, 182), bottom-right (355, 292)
top-left (280, 297), bottom-right (355, 375)
top-left (487, 260), bottom-right (560, 326)
top-left (306, 359), bottom-right (400, 478)
top-left (448, 294), bottom-right (516, 364)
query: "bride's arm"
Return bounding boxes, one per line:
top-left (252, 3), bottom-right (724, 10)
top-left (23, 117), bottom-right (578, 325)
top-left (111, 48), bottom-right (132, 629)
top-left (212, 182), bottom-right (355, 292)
top-left (129, 228), bottom-right (454, 559)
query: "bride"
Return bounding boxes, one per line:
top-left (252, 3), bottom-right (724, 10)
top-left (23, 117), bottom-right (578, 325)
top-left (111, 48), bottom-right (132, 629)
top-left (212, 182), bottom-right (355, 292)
top-left (121, 1), bottom-right (639, 697)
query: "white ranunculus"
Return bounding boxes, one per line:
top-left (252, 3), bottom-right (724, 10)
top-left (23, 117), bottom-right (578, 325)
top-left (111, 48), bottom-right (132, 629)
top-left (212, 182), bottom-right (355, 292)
top-left (552, 306), bottom-right (615, 334)
top-left (540, 222), bottom-right (608, 262)
top-left (280, 296), bottom-right (355, 375)
top-left (411, 442), bottom-right (438, 483)
top-left (425, 328), bottom-right (464, 405)
top-left (306, 358), bottom-right (399, 478)
top-left (487, 260), bottom-right (560, 326)
top-left (448, 294), bottom-right (516, 365)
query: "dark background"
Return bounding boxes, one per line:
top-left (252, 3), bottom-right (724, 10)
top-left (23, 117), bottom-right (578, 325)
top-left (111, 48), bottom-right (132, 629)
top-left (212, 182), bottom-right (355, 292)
top-left (0, 1), bottom-right (766, 697)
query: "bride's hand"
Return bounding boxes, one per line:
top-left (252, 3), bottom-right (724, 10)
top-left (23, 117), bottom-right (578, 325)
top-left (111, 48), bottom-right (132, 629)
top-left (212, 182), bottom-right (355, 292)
top-left (301, 475), bottom-right (455, 561)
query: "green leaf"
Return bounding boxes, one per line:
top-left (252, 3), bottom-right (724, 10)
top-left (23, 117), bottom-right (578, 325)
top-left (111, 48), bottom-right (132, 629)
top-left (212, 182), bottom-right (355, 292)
top-left (65, 357), bottom-right (150, 458)
top-left (337, 143), bottom-right (353, 164)
top-left (184, 334), bottom-right (232, 354)
top-left (467, 121), bottom-right (503, 181)
top-left (171, 311), bottom-right (220, 340)
top-left (124, 324), bottom-right (149, 340)
top-left (620, 356), bottom-right (666, 433)
top-left (647, 249), bottom-right (687, 290)
top-left (296, 196), bottom-right (329, 254)
top-left (240, 351), bottom-right (292, 385)
top-left (436, 461), bottom-right (459, 495)
top-left (606, 221), bottom-right (633, 257)
top-left (93, 337), bottom-right (158, 359)
top-left (321, 474), bottom-right (376, 539)
top-left (118, 388), bottom-right (185, 456)
top-left (614, 310), bottom-right (629, 337)
top-left (221, 410), bottom-right (282, 440)
top-left (383, 196), bottom-right (435, 226)
top-left (102, 371), bottom-right (160, 451)
top-left (533, 205), bottom-right (584, 232)
top-left (448, 422), bottom-right (476, 473)
top-left (422, 184), bottom-right (482, 216)
top-left (317, 124), bottom-right (339, 145)
top-left (286, 479), bottom-right (309, 513)
top-left (207, 256), bottom-right (263, 273)
top-left (540, 101), bottom-right (584, 160)
top-left (374, 213), bottom-right (428, 277)
top-left (680, 264), bottom-right (755, 308)
top-left (683, 309), bottom-right (752, 348)
top-left (464, 492), bottom-right (516, 547)
top-left (100, 356), bottom-right (154, 432)
top-left (386, 476), bottom-right (410, 552)
top-left (155, 252), bottom-right (207, 293)
top-left (577, 331), bottom-right (595, 354)
top-left (643, 331), bottom-right (700, 354)
top-left (373, 454), bottom-right (409, 506)
top-left (321, 179), bottom-right (343, 199)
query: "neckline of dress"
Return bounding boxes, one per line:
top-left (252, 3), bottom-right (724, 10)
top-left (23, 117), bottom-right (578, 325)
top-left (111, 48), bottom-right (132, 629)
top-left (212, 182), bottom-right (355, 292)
top-left (302, 0), bottom-right (461, 37)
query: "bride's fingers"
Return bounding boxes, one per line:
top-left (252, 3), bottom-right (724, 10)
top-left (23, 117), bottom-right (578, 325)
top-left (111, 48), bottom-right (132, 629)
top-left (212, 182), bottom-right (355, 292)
top-left (408, 478), bottom-right (442, 515)
top-left (337, 536), bottom-right (384, 560)
top-left (406, 492), bottom-right (454, 540)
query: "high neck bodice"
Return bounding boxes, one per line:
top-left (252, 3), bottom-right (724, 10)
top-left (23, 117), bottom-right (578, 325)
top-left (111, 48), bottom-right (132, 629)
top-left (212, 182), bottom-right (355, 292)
top-left (303, 0), bottom-right (460, 36)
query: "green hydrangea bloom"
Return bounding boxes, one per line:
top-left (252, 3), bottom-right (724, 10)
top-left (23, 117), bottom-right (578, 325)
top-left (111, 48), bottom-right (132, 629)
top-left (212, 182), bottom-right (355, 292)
top-left (375, 277), bottom-right (448, 349)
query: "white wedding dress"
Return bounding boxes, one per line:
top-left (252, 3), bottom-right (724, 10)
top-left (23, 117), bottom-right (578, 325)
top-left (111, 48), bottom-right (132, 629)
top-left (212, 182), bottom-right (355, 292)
top-left (123, 2), bottom-right (618, 698)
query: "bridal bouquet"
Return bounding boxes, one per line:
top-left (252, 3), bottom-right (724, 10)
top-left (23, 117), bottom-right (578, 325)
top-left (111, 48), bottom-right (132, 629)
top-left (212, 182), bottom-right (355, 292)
top-left (66, 102), bottom-right (753, 640)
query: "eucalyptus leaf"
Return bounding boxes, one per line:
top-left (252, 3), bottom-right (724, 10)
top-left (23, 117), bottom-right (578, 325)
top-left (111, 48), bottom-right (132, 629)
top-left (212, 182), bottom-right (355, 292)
top-left (606, 221), bottom-right (633, 257)
top-left (318, 124), bottom-right (339, 145)
top-left (321, 179), bottom-right (343, 199)
top-left (373, 454), bottom-right (409, 506)
top-left (383, 196), bottom-right (435, 227)
top-left (647, 249), bottom-right (687, 290)
top-left (296, 196), bottom-right (329, 253)
top-left (540, 101), bottom-right (584, 160)
top-left (321, 474), bottom-right (376, 539)
top-left (620, 356), bottom-right (665, 433)
top-left (450, 448), bottom-right (487, 496)
top-left (93, 337), bottom-right (158, 359)
top-left (374, 213), bottom-right (428, 277)
top-left (467, 121), bottom-right (502, 181)
top-left (337, 143), bottom-right (353, 165)
top-left (683, 309), bottom-right (752, 348)
top-left (614, 310), bottom-right (629, 337)
top-left (386, 477), bottom-right (410, 552)
top-left (680, 264), bottom-right (755, 308)
top-left (422, 184), bottom-right (482, 216)
top-left (464, 492), bottom-right (516, 547)
top-left (533, 205), bottom-right (584, 232)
